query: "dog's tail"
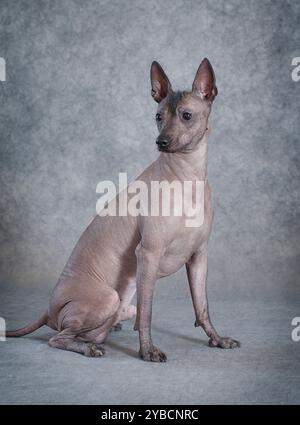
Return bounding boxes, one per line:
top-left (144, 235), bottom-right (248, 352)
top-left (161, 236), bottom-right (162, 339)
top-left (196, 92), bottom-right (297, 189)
top-left (6, 311), bottom-right (49, 337)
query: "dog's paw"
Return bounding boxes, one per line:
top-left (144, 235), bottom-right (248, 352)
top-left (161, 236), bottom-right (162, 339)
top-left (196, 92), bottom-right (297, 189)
top-left (85, 343), bottom-right (106, 357)
top-left (208, 337), bottom-right (240, 349)
top-left (111, 323), bottom-right (122, 332)
top-left (139, 346), bottom-right (167, 362)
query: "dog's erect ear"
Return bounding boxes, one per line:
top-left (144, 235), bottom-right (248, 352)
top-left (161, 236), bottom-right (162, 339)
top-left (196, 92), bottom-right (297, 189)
top-left (150, 61), bottom-right (172, 103)
top-left (192, 58), bottom-right (218, 101)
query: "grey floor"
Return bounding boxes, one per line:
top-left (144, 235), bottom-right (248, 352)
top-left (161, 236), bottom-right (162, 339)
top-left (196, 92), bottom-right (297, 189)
top-left (0, 279), bottom-right (299, 405)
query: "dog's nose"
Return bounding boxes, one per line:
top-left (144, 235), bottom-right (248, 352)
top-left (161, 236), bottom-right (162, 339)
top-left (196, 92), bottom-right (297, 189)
top-left (156, 138), bottom-right (170, 148)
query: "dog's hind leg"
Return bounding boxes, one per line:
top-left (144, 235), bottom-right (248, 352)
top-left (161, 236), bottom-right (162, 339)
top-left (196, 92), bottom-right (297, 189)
top-left (111, 305), bottom-right (137, 332)
top-left (113, 277), bottom-right (137, 331)
top-left (48, 329), bottom-right (105, 357)
top-left (120, 304), bottom-right (137, 321)
top-left (48, 286), bottom-right (121, 356)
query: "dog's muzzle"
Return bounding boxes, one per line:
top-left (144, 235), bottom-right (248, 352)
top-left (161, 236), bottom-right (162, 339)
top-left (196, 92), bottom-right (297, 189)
top-left (156, 138), bottom-right (171, 150)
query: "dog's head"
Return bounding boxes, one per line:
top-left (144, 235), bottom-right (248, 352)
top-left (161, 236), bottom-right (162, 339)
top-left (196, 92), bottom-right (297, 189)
top-left (151, 59), bottom-right (217, 153)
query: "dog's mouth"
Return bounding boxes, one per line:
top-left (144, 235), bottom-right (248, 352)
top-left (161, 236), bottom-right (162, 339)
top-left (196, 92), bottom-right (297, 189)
top-left (157, 144), bottom-right (184, 154)
top-left (157, 146), bottom-right (171, 153)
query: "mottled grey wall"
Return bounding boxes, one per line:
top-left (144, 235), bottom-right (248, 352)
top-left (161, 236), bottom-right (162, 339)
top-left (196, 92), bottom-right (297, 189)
top-left (0, 0), bottom-right (299, 299)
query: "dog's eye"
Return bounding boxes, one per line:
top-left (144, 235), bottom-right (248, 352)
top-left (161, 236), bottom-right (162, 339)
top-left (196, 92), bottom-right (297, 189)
top-left (182, 112), bottom-right (192, 121)
top-left (156, 113), bottom-right (162, 122)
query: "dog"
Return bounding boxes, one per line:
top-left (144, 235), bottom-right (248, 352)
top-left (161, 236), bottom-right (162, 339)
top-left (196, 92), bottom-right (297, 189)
top-left (7, 58), bottom-right (240, 362)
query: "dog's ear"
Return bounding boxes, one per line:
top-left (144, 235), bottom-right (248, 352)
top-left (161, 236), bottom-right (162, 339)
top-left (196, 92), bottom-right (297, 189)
top-left (192, 58), bottom-right (218, 101)
top-left (150, 61), bottom-right (172, 103)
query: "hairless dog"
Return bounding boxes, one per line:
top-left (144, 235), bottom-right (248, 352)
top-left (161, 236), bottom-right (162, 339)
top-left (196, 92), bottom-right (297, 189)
top-left (7, 58), bottom-right (240, 361)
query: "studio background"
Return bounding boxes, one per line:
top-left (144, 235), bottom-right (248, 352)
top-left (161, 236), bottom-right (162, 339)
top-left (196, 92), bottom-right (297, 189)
top-left (0, 0), bottom-right (299, 405)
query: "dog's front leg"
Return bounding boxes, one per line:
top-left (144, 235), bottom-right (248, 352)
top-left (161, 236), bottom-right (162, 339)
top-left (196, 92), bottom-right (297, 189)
top-left (134, 243), bottom-right (167, 362)
top-left (186, 245), bottom-right (240, 349)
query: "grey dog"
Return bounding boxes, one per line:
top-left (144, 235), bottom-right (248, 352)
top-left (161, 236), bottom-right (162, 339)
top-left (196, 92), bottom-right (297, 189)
top-left (7, 58), bottom-right (240, 362)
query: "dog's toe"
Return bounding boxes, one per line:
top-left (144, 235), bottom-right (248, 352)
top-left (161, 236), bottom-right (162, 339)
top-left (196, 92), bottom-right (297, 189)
top-left (111, 323), bottom-right (122, 332)
top-left (85, 343), bottom-right (106, 357)
top-left (209, 337), bottom-right (240, 349)
top-left (139, 346), bottom-right (167, 362)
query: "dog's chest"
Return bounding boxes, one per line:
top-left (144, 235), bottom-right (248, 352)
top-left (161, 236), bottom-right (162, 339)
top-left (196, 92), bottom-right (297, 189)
top-left (157, 209), bottom-right (213, 278)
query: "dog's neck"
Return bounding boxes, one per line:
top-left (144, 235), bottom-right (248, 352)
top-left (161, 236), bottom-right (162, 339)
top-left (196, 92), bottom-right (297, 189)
top-left (158, 128), bottom-right (209, 182)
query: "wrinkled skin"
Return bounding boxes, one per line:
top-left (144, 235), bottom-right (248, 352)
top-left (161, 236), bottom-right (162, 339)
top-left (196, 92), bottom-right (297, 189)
top-left (8, 59), bottom-right (240, 360)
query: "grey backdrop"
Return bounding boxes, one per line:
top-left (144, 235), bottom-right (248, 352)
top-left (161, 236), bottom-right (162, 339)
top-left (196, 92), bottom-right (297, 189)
top-left (0, 0), bottom-right (299, 301)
